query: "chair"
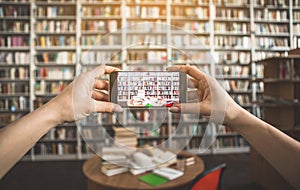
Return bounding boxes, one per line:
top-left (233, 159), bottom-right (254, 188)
top-left (188, 163), bottom-right (227, 190)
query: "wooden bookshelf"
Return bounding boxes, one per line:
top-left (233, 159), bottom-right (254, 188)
top-left (1, 0), bottom-right (299, 161)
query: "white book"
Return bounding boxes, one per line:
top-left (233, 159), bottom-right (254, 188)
top-left (153, 167), bottom-right (183, 180)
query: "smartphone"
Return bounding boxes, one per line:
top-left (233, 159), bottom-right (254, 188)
top-left (110, 71), bottom-right (187, 108)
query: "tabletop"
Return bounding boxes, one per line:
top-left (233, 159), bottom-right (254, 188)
top-left (82, 151), bottom-right (205, 190)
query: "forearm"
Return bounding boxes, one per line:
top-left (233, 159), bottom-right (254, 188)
top-left (0, 101), bottom-right (61, 178)
top-left (227, 107), bottom-right (300, 188)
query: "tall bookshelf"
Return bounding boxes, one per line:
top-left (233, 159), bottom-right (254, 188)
top-left (0, 0), bottom-right (299, 161)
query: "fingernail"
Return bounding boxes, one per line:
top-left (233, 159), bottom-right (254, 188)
top-left (169, 107), bottom-right (179, 112)
top-left (114, 105), bottom-right (123, 112)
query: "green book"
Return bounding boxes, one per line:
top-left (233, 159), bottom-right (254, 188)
top-left (139, 173), bottom-right (169, 187)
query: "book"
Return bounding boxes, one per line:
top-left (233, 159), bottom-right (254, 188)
top-left (101, 164), bottom-right (128, 176)
top-left (139, 173), bottom-right (169, 187)
top-left (153, 167), bottom-right (184, 180)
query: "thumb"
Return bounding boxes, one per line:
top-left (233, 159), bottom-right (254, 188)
top-left (169, 102), bottom-right (210, 115)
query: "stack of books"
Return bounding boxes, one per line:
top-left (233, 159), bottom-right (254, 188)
top-left (113, 127), bottom-right (138, 148)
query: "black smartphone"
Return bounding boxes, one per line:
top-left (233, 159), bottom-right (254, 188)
top-left (110, 71), bottom-right (187, 108)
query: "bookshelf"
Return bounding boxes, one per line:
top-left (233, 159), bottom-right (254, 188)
top-left (251, 50), bottom-right (300, 190)
top-left (1, 0), bottom-right (299, 161)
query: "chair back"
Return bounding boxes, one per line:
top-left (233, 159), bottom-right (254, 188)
top-left (190, 163), bottom-right (227, 190)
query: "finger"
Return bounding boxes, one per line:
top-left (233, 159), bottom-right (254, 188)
top-left (104, 65), bottom-right (120, 74)
top-left (167, 65), bottom-right (206, 81)
top-left (169, 102), bottom-right (209, 115)
top-left (90, 65), bottom-right (105, 78)
top-left (94, 80), bottom-right (109, 90)
top-left (94, 101), bottom-right (123, 113)
top-left (92, 90), bottom-right (109, 101)
top-left (188, 77), bottom-right (199, 88)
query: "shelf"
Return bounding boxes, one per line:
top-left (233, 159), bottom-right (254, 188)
top-left (0, 16), bottom-right (30, 20)
top-left (81, 45), bottom-right (122, 50)
top-left (35, 63), bottom-right (76, 67)
top-left (81, 2), bottom-right (121, 6)
top-left (171, 16), bottom-right (209, 21)
top-left (214, 32), bottom-right (250, 36)
top-left (36, 16), bottom-right (76, 20)
top-left (214, 18), bottom-right (250, 22)
top-left (0, 1), bottom-right (30, 5)
top-left (82, 16), bottom-right (121, 20)
top-left (0, 109), bottom-right (30, 114)
top-left (39, 139), bottom-right (77, 143)
top-left (33, 154), bottom-right (78, 161)
top-left (35, 31), bottom-right (76, 35)
top-left (36, 2), bottom-right (76, 6)
top-left (126, 2), bottom-right (167, 6)
top-left (171, 2), bottom-right (209, 7)
top-left (0, 64), bottom-right (30, 67)
top-left (0, 78), bottom-right (29, 83)
top-left (255, 33), bottom-right (290, 37)
top-left (215, 47), bottom-right (251, 51)
top-left (35, 46), bottom-right (76, 51)
top-left (255, 19), bottom-right (289, 23)
top-left (213, 147), bottom-right (250, 154)
top-left (35, 78), bottom-right (73, 82)
top-left (215, 4), bottom-right (250, 8)
top-left (0, 47), bottom-right (30, 51)
top-left (0, 93), bottom-right (29, 97)
top-left (0, 31), bottom-right (30, 35)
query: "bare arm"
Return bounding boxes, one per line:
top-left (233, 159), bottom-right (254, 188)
top-left (168, 65), bottom-right (300, 189)
top-left (0, 65), bottom-right (122, 178)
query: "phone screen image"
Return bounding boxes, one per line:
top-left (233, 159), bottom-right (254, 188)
top-left (110, 71), bottom-right (187, 108)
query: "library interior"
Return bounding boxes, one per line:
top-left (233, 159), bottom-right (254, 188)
top-left (0, 0), bottom-right (300, 190)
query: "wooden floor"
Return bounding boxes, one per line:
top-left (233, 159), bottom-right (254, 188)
top-left (0, 153), bottom-right (264, 190)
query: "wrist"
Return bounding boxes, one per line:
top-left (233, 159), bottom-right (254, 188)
top-left (224, 99), bottom-right (244, 128)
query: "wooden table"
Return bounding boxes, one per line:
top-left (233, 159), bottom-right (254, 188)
top-left (83, 152), bottom-right (204, 190)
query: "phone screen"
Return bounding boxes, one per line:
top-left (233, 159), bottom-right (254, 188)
top-left (110, 71), bottom-right (186, 108)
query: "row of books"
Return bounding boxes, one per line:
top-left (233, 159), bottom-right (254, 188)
top-left (0, 83), bottom-right (29, 94)
top-left (214, 51), bottom-right (251, 64)
top-left (214, 22), bottom-right (249, 33)
top-left (295, 0), bottom-right (300, 6)
top-left (293, 24), bottom-right (300, 34)
top-left (213, 0), bottom-right (248, 5)
top-left (82, 35), bottom-right (121, 46)
top-left (0, 97), bottom-right (28, 111)
top-left (0, 52), bottom-right (29, 64)
top-left (0, 21), bottom-right (30, 32)
top-left (126, 21), bottom-right (167, 32)
top-left (172, 21), bottom-right (210, 33)
top-left (81, 51), bottom-right (121, 64)
top-left (82, 6), bottom-right (120, 17)
top-left (173, 0), bottom-right (209, 4)
top-left (0, 114), bottom-right (24, 126)
top-left (35, 36), bottom-right (76, 47)
top-left (255, 51), bottom-right (284, 61)
top-left (43, 128), bottom-right (76, 140)
top-left (215, 9), bottom-right (249, 19)
top-left (294, 11), bottom-right (300, 20)
top-left (214, 136), bottom-right (249, 148)
top-left (0, 6), bottom-right (29, 17)
top-left (231, 94), bottom-right (251, 106)
top-left (37, 6), bottom-right (75, 17)
top-left (253, 0), bottom-right (288, 6)
top-left (36, 52), bottom-right (76, 64)
top-left (172, 35), bottom-right (209, 47)
top-left (35, 81), bottom-right (69, 95)
top-left (35, 68), bottom-right (74, 80)
top-left (81, 20), bottom-right (118, 32)
top-left (219, 80), bottom-right (250, 92)
top-left (172, 51), bottom-right (211, 64)
top-left (127, 51), bottom-right (167, 62)
top-left (215, 65), bottom-right (250, 77)
top-left (125, 6), bottom-right (166, 18)
top-left (253, 81), bottom-right (264, 91)
top-left (171, 7), bottom-right (209, 19)
top-left (36, 20), bottom-right (76, 33)
top-left (214, 36), bottom-right (251, 48)
top-left (256, 24), bottom-right (289, 34)
top-left (256, 37), bottom-right (289, 48)
top-left (0, 36), bottom-right (29, 47)
top-left (255, 10), bottom-right (288, 21)
top-left (0, 67), bottom-right (29, 79)
top-left (255, 64), bottom-right (264, 78)
top-left (34, 143), bottom-right (77, 155)
top-left (127, 35), bottom-right (167, 46)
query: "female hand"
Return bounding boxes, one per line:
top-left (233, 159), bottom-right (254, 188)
top-left (167, 65), bottom-right (241, 126)
top-left (46, 65), bottom-right (122, 125)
